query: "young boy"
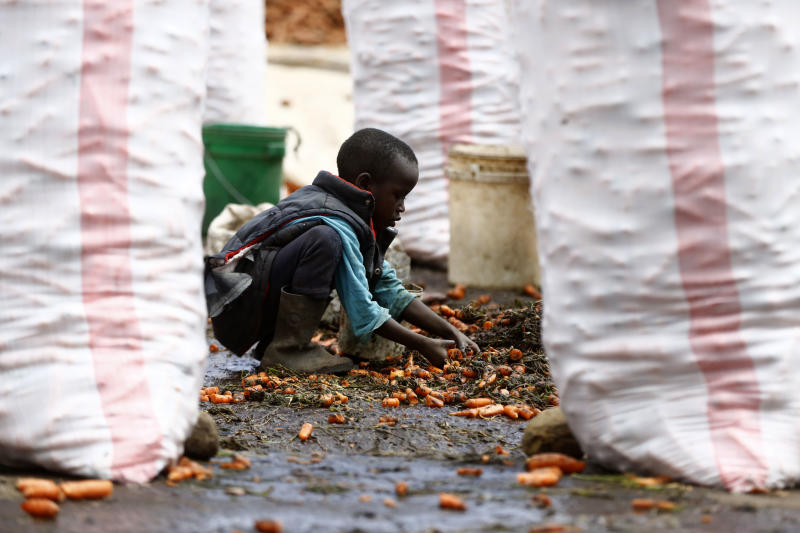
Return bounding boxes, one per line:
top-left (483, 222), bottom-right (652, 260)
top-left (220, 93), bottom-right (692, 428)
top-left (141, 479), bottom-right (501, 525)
top-left (205, 128), bottom-right (478, 374)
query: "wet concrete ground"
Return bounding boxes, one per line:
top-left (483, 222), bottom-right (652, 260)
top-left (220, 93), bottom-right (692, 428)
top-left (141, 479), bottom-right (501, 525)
top-left (2, 266), bottom-right (800, 532)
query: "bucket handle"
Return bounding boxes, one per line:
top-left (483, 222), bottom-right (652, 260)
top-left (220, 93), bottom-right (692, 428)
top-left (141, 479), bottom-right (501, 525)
top-left (203, 152), bottom-right (253, 206)
top-left (285, 126), bottom-right (301, 154)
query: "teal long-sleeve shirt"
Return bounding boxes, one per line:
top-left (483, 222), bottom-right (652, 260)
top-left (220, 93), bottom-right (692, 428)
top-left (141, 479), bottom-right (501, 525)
top-left (287, 216), bottom-right (417, 341)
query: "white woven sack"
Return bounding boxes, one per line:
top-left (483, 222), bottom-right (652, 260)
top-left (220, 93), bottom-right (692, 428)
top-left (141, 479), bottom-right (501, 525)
top-left (204, 0), bottom-right (268, 125)
top-left (512, 0), bottom-right (800, 491)
top-left (0, 0), bottom-right (208, 483)
top-left (343, 0), bottom-right (521, 265)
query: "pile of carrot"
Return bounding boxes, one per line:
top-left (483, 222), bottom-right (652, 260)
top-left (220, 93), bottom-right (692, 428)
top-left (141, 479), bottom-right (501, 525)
top-left (17, 478), bottom-right (113, 519)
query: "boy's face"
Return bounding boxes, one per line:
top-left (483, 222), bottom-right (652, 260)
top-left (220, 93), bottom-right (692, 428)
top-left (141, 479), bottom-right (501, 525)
top-left (363, 155), bottom-right (418, 230)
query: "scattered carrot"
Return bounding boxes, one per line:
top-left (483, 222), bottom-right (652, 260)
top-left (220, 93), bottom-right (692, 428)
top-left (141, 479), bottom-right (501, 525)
top-left (517, 407), bottom-right (539, 420)
top-left (220, 454), bottom-right (251, 470)
top-left (204, 386), bottom-right (219, 395)
top-left (626, 474), bottom-right (672, 487)
top-left (210, 393), bottom-right (233, 404)
top-left (517, 467), bottom-right (563, 487)
top-left (456, 468), bottom-right (483, 477)
top-left (60, 479), bottom-right (113, 500)
top-left (20, 498), bottom-right (59, 519)
top-left (529, 525), bottom-right (567, 533)
top-left (477, 404), bottom-right (504, 417)
top-left (359, 494), bottom-right (372, 502)
top-left (382, 397), bottom-right (400, 407)
top-left (631, 498), bottom-right (676, 512)
top-left (439, 492), bottom-right (467, 511)
top-left (254, 519), bottom-right (283, 533)
top-left (450, 408), bottom-right (478, 418)
top-left (482, 321), bottom-right (493, 330)
top-left (525, 453), bottom-right (586, 474)
top-left (523, 284), bottom-right (542, 299)
top-left (298, 423), bottom-right (313, 441)
top-left (16, 478), bottom-right (63, 501)
top-left (405, 388), bottom-right (419, 405)
top-left (509, 348), bottom-right (523, 361)
top-left (475, 294), bottom-right (491, 305)
top-left (495, 445), bottom-right (510, 456)
top-left (328, 414), bottom-right (346, 424)
top-left (531, 493), bottom-right (552, 508)
top-left (464, 398), bottom-right (493, 408)
top-left (379, 416), bottom-right (398, 426)
top-left (439, 304), bottom-right (456, 317)
top-left (425, 395), bottom-right (444, 408)
top-left (446, 284), bottom-right (466, 300)
top-left (395, 481), bottom-right (408, 497)
top-left (547, 394), bottom-right (560, 406)
top-left (447, 348), bottom-right (463, 360)
top-left (383, 498), bottom-right (397, 508)
top-left (209, 343), bottom-right (220, 353)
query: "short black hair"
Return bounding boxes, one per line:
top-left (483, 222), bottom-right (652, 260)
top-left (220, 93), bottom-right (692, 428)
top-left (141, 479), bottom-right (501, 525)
top-left (337, 128), bottom-right (418, 183)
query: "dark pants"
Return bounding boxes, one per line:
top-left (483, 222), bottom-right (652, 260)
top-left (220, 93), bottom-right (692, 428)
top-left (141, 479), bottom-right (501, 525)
top-left (256, 224), bottom-right (342, 349)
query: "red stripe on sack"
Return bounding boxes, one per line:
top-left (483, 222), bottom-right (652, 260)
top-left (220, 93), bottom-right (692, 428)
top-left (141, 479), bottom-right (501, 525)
top-left (435, 0), bottom-right (472, 160)
top-left (77, 0), bottom-right (162, 482)
top-left (656, 0), bottom-right (767, 490)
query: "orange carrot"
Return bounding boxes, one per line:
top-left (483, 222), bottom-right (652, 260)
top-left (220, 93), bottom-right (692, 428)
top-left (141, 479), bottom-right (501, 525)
top-left (531, 493), bottom-right (552, 508)
top-left (439, 304), bottom-right (456, 317)
top-left (447, 348), bottom-right (463, 360)
top-left (254, 519), bottom-right (283, 532)
top-left (464, 398), bottom-right (493, 408)
top-left (395, 481), bottom-right (408, 496)
top-left (221, 454), bottom-right (251, 470)
top-left (495, 445), bottom-right (510, 456)
top-left (476, 294), bottom-right (491, 305)
top-left (517, 467), bottom-right (563, 487)
top-left (456, 467), bottom-right (483, 476)
top-left (328, 414), bottom-right (346, 424)
top-left (382, 397), bottom-right (400, 407)
top-left (209, 343), bottom-right (219, 353)
top-left (298, 423), bottom-right (313, 441)
top-left (509, 348), bottom-right (523, 361)
top-left (517, 407), bottom-right (538, 420)
top-left (503, 405), bottom-right (519, 420)
top-left (383, 497), bottom-right (397, 508)
top-left (632, 498), bottom-right (676, 512)
top-left (523, 284), bottom-right (542, 299)
top-left (60, 479), bottom-right (113, 500)
top-left (425, 395), bottom-right (444, 408)
top-left (167, 465), bottom-right (194, 482)
top-left (210, 393), bottom-right (233, 404)
top-left (525, 453), bottom-right (585, 474)
top-left (439, 493), bottom-right (467, 511)
top-left (405, 388), bottom-right (419, 405)
top-left (477, 404), bottom-right (505, 417)
top-left (379, 416), bottom-right (398, 426)
top-left (547, 394), bottom-right (560, 406)
top-left (20, 498), bottom-right (59, 519)
top-left (320, 393), bottom-right (334, 407)
top-left (446, 284), bottom-right (466, 300)
top-left (16, 478), bottom-right (63, 501)
top-left (462, 368), bottom-right (478, 379)
top-left (204, 386), bottom-right (219, 395)
top-left (450, 408), bottom-right (478, 418)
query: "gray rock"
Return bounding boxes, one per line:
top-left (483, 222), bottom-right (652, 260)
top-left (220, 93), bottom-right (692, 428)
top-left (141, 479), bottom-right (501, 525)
top-left (521, 406), bottom-right (583, 458)
top-left (184, 411), bottom-right (219, 461)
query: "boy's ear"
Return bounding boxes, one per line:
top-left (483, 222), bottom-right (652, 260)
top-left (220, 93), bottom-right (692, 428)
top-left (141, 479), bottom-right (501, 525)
top-left (354, 172), bottom-right (372, 192)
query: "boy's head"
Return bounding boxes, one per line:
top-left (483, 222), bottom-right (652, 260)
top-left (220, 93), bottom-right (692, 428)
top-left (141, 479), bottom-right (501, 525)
top-left (337, 128), bottom-right (419, 230)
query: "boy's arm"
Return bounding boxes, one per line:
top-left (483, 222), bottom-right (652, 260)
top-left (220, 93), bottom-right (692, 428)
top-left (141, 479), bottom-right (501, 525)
top-left (399, 298), bottom-right (479, 355)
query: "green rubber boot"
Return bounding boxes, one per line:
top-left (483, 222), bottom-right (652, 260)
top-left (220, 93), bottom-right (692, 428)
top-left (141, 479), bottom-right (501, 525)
top-left (259, 287), bottom-right (353, 374)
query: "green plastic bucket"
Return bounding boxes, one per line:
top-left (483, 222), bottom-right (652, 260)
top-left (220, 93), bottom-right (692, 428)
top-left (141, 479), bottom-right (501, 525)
top-left (201, 124), bottom-right (288, 236)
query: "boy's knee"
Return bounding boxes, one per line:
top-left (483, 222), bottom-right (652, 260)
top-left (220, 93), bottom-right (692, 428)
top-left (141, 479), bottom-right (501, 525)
top-left (301, 224), bottom-right (342, 261)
